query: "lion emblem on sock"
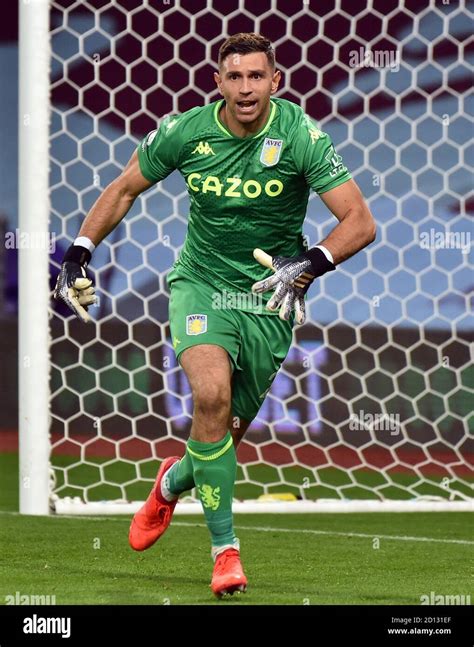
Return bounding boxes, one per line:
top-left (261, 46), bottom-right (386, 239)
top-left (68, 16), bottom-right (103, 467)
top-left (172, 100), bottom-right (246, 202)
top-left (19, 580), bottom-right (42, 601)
top-left (198, 484), bottom-right (221, 511)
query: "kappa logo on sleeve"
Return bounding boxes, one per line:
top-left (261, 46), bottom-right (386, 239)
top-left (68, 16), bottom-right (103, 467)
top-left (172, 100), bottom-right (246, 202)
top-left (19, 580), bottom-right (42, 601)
top-left (186, 314), bottom-right (208, 335)
top-left (260, 138), bottom-right (283, 167)
top-left (308, 127), bottom-right (323, 144)
top-left (302, 114), bottom-right (324, 144)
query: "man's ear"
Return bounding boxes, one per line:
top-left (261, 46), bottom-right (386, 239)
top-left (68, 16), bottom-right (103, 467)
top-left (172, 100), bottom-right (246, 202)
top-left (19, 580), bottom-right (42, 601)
top-left (271, 69), bottom-right (281, 95)
top-left (214, 71), bottom-right (223, 96)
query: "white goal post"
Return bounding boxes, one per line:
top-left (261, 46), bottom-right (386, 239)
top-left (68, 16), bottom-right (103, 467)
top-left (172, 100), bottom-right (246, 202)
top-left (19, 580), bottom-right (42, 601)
top-left (19, 0), bottom-right (51, 516)
top-left (19, 0), bottom-right (473, 515)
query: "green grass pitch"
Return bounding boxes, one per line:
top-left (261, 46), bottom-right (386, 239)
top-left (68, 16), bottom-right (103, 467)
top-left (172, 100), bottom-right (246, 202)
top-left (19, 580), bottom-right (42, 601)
top-left (1, 452), bottom-right (473, 605)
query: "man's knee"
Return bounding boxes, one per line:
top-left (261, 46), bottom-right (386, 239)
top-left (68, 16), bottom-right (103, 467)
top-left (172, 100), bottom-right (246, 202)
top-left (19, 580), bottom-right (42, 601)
top-left (193, 382), bottom-right (231, 418)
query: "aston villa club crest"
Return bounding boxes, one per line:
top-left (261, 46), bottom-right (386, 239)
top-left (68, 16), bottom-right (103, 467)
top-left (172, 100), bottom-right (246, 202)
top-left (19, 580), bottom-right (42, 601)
top-left (186, 314), bottom-right (207, 335)
top-left (260, 138), bottom-right (283, 167)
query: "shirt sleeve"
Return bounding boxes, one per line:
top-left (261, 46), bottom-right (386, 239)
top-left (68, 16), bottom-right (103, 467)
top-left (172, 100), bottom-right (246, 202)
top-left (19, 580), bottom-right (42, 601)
top-left (292, 114), bottom-right (352, 194)
top-left (137, 115), bottom-right (183, 183)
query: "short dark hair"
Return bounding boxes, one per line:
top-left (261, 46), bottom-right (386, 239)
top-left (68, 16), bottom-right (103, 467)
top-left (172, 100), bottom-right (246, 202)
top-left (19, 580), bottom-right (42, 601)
top-left (218, 33), bottom-right (275, 69)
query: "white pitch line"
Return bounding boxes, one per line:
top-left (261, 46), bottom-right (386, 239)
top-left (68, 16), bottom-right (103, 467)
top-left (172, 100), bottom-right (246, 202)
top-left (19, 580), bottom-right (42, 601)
top-left (1, 511), bottom-right (472, 545)
top-left (173, 521), bottom-right (474, 546)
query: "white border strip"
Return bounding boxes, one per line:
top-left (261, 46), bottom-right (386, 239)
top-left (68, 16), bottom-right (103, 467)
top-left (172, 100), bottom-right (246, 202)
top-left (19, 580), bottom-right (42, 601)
top-left (52, 499), bottom-right (474, 515)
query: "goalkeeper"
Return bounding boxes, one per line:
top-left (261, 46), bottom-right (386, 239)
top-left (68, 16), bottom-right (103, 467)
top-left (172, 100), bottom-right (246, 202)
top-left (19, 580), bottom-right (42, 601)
top-left (54, 33), bottom-right (376, 598)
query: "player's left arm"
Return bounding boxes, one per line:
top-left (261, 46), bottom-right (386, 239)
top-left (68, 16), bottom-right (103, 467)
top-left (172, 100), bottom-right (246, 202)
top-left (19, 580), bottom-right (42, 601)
top-left (252, 179), bottom-right (376, 323)
top-left (317, 178), bottom-right (376, 264)
top-left (253, 124), bottom-right (376, 323)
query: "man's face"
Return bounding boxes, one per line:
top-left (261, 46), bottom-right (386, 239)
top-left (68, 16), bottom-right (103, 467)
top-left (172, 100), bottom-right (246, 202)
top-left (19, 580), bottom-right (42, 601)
top-left (214, 52), bottom-right (281, 125)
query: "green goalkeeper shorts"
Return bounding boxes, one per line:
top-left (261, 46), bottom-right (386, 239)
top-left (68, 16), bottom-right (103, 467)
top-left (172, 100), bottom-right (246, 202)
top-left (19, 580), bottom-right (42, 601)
top-left (168, 272), bottom-right (293, 422)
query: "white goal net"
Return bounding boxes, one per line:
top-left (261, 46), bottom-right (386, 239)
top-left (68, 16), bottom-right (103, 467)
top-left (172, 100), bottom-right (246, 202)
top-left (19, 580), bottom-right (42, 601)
top-left (20, 0), bottom-right (473, 514)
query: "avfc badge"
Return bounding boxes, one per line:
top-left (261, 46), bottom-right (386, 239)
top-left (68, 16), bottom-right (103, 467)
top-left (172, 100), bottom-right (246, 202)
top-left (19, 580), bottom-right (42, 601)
top-left (260, 137), bottom-right (283, 167)
top-left (186, 314), bottom-right (207, 335)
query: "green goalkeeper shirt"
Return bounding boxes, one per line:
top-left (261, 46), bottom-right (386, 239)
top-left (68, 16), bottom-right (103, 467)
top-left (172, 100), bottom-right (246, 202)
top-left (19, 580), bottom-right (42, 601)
top-left (137, 97), bottom-right (351, 314)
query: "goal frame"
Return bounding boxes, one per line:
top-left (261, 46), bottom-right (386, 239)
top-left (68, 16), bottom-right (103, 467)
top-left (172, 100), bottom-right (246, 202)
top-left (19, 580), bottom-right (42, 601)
top-left (18, 0), bottom-right (473, 516)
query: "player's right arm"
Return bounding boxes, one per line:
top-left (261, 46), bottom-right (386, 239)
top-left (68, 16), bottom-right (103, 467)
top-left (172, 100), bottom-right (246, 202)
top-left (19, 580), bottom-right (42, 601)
top-left (54, 116), bottom-right (184, 322)
top-left (53, 150), bottom-right (154, 322)
top-left (77, 149), bottom-right (153, 246)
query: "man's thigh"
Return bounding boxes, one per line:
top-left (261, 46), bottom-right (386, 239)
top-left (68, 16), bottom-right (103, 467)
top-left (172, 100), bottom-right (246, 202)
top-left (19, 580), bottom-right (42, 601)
top-left (231, 312), bottom-right (293, 423)
top-left (180, 344), bottom-right (232, 393)
top-left (169, 275), bottom-right (241, 370)
top-left (169, 275), bottom-right (293, 423)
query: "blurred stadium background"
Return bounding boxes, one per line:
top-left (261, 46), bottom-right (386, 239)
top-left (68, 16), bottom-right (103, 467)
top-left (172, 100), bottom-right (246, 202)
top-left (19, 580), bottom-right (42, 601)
top-left (0, 0), bottom-right (472, 509)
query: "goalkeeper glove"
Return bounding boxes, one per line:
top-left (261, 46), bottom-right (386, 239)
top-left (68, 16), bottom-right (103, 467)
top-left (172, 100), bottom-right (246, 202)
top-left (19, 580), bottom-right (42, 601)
top-left (54, 244), bottom-right (97, 323)
top-left (252, 247), bottom-right (335, 325)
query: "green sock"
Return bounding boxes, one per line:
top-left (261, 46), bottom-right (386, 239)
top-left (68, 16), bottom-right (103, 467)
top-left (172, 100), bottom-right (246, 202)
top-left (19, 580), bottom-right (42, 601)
top-left (187, 431), bottom-right (237, 549)
top-left (166, 451), bottom-right (195, 497)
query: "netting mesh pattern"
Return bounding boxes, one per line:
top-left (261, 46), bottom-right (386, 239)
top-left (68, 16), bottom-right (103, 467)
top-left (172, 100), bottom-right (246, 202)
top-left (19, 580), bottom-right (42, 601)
top-left (49, 0), bottom-right (473, 504)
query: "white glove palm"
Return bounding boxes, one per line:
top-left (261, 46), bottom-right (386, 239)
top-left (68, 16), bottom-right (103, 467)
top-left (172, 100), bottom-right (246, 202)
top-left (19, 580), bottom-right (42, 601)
top-left (251, 248), bottom-right (314, 325)
top-left (54, 262), bottom-right (97, 323)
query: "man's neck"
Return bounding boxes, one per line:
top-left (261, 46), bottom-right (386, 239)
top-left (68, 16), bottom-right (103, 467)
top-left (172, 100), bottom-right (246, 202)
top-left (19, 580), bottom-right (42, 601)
top-left (220, 101), bottom-right (271, 138)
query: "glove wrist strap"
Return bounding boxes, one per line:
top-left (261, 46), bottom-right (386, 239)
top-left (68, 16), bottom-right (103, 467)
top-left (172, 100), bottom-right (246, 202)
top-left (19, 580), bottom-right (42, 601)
top-left (63, 244), bottom-right (92, 267)
top-left (74, 236), bottom-right (96, 253)
top-left (303, 247), bottom-right (336, 276)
